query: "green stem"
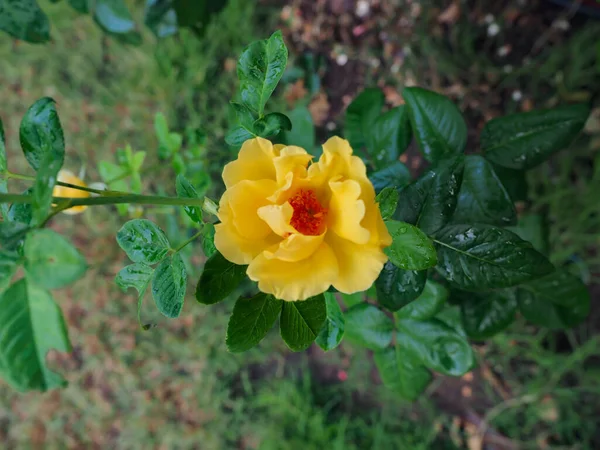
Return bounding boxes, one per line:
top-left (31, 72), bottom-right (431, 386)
top-left (172, 229), bottom-right (204, 254)
top-left (4, 171), bottom-right (115, 195)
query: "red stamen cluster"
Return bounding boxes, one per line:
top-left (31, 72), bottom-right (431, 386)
top-left (289, 189), bottom-right (327, 236)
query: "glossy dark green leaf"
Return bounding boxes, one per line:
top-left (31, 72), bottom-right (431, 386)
top-left (315, 292), bottom-right (345, 351)
top-left (375, 263), bottom-right (426, 312)
top-left (366, 106), bottom-right (412, 170)
top-left (227, 293), bottom-right (282, 353)
top-left (344, 303), bottom-right (394, 350)
top-left (31, 157), bottom-right (61, 226)
top-left (280, 294), bottom-right (327, 352)
top-left (116, 219), bottom-right (170, 264)
top-left (374, 345), bottom-right (431, 401)
top-left (490, 164), bottom-right (528, 202)
top-left (175, 174), bottom-right (202, 224)
top-left (402, 87), bottom-right (467, 162)
top-left (254, 113), bottom-right (292, 138)
top-left (452, 155), bottom-right (516, 226)
top-left (201, 223), bottom-right (217, 258)
top-left (506, 214), bottom-right (549, 255)
top-left (518, 270), bottom-right (590, 329)
top-left (196, 251), bottom-right (247, 304)
top-left (144, 0), bottom-right (178, 38)
top-left (19, 98), bottom-right (65, 171)
top-left (283, 106), bottom-right (315, 151)
top-left (396, 279), bottom-right (448, 320)
top-left (384, 220), bottom-right (437, 271)
top-left (482, 104), bottom-right (590, 170)
top-left (376, 187), bottom-right (399, 221)
top-left (8, 188), bottom-right (33, 225)
top-left (225, 126), bottom-right (255, 148)
top-left (396, 317), bottom-right (473, 376)
top-left (237, 30), bottom-right (288, 115)
top-left (434, 224), bottom-right (554, 290)
top-left (152, 253), bottom-right (186, 318)
top-left (68, 0), bottom-right (89, 14)
top-left (172, 0), bottom-right (226, 28)
top-left (458, 289), bottom-right (517, 339)
top-left (370, 161), bottom-right (411, 194)
top-left (0, 249), bottom-right (19, 293)
top-left (24, 229), bottom-right (87, 289)
top-left (0, 221), bottom-right (29, 249)
top-left (435, 306), bottom-right (468, 338)
top-left (115, 263), bottom-right (154, 329)
top-left (345, 88), bottom-right (384, 155)
top-left (395, 154), bottom-right (464, 235)
top-left (92, 0), bottom-right (142, 45)
top-left (0, 279), bottom-right (70, 391)
top-left (0, 0), bottom-right (50, 43)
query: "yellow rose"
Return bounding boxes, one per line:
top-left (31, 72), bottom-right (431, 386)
top-left (52, 170), bottom-right (90, 215)
top-left (214, 137), bottom-right (392, 301)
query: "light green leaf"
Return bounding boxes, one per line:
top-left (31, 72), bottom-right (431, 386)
top-left (0, 249), bottom-right (20, 293)
top-left (280, 294), bottom-right (327, 352)
top-left (370, 161), bottom-right (411, 194)
top-left (340, 292), bottom-right (363, 308)
top-left (0, 279), bottom-right (70, 391)
top-left (19, 98), bottom-right (65, 171)
top-left (226, 293), bottom-right (282, 353)
top-left (374, 345), bottom-right (431, 401)
top-left (8, 188), bottom-right (33, 225)
top-left (196, 251), bottom-right (247, 305)
top-left (144, 0), bottom-right (178, 38)
top-left (376, 187), bottom-right (399, 221)
top-left (482, 104), bottom-right (590, 170)
top-left (24, 229), bottom-right (87, 289)
top-left (344, 303), bottom-right (394, 350)
top-left (116, 219), bottom-right (170, 265)
top-left (367, 105), bottom-right (412, 170)
top-left (238, 30), bottom-right (288, 115)
top-left (152, 253), bottom-right (186, 318)
top-left (315, 292), bottom-right (345, 351)
top-left (384, 220), bottom-right (437, 271)
top-left (458, 289), bottom-right (517, 339)
top-left (175, 174), bottom-right (202, 224)
top-left (0, 0), bottom-right (50, 43)
top-left (452, 155), bottom-right (516, 226)
top-left (345, 88), bottom-right (384, 155)
top-left (31, 157), bottom-right (61, 226)
top-left (92, 0), bottom-right (142, 45)
top-left (0, 221), bottom-right (29, 250)
top-left (402, 87), bottom-right (467, 162)
top-left (115, 263), bottom-right (154, 329)
top-left (375, 263), bottom-right (426, 312)
top-left (201, 223), bottom-right (217, 258)
top-left (396, 279), bottom-right (448, 320)
top-left (434, 224), bottom-right (554, 290)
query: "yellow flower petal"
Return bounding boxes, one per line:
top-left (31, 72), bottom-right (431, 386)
top-left (308, 136), bottom-right (368, 186)
top-left (222, 138), bottom-right (276, 188)
top-left (257, 203), bottom-right (296, 236)
top-left (52, 170), bottom-right (90, 215)
top-left (264, 232), bottom-right (324, 262)
top-left (273, 146), bottom-right (312, 185)
top-left (328, 178), bottom-right (370, 244)
top-left (327, 232), bottom-right (388, 294)
top-left (214, 220), bottom-right (280, 265)
top-left (247, 242), bottom-right (339, 301)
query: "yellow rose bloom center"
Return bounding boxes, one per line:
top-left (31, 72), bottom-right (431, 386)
top-left (288, 189), bottom-right (327, 236)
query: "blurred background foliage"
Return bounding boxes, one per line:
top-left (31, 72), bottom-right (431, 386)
top-left (0, 0), bottom-right (599, 448)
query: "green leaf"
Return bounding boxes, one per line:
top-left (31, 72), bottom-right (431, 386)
top-left (0, 279), bottom-right (70, 391)
top-left (225, 126), bottom-right (255, 147)
top-left (435, 306), bottom-right (468, 338)
top-left (92, 0), bottom-right (142, 45)
top-left (507, 214), bottom-right (549, 255)
top-left (482, 104), bottom-right (590, 170)
top-left (340, 292), bottom-right (363, 309)
top-left (452, 155), bottom-right (516, 226)
top-left (384, 220), bottom-right (437, 271)
top-left (116, 219), bottom-right (170, 265)
top-left (196, 251), bottom-right (247, 304)
top-left (68, 0), bottom-right (89, 14)
top-left (254, 112), bottom-right (292, 138)
top-left (315, 292), bottom-right (345, 351)
top-left (0, 0), bottom-right (50, 43)
top-left (280, 294), bottom-right (327, 352)
top-left (175, 174), bottom-right (202, 224)
top-left (396, 317), bottom-right (473, 376)
top-left (24, 229), bottom-right (87, 289)
top-left (396, 279), bottom-right (448, 320)
top-left (144, 0), bottom-right (178, 38)
top-left (0, 249), bottom-right (19, 293)
top-left (374, 345), bottom-right (431, 401)
top-left (31, 157), bottom-right (62, 226)
top-left (434, 224), bottom-right (554, 290)
top-left (376, 187), bottom-right (399, 221)
top-left (0, 221), bottom-right (30, 250)
top-left (226, 293), bottom-right (282, 353)
top-left (152, 253), bottom-right (186, 318)
top-left (367, 106), bottom-right (412, 170)
top-left (172, 0), bottom-right (226, 28)
top-left (344, 303), bottom-right (394, 350)
top-left (154, 112), bottom-right (171, 158)
top-left (490, 164), bottom-right (528, 202)
top-left (201, 223), bottom-right (217, 258)
top-left (370, 161), bottom-right (411, 194)
top-left (115, 263), bottom-right (154, 329)
top-left (375, 263), bottom-right (426, 312)
top-left (458, 289), bottom-right (517, 339)
top-left (518, 270), bottom-right (590, 329)
top-left (19, 98), bottom-right (65, 171)
top-left (0, 117), bottom-right (7, 174)
top-left (395, 154), bottom-right (464, 235)
top-left (402, 87), bottom-right (467, 162)
top-left (237, 30), bottom-right (288, 115)
top-left (283, 106), bottom-right (315, 151)
top-left (345, 88), bottom-right (385, 155)
top-left (8, 188), bottom-right (33, 225)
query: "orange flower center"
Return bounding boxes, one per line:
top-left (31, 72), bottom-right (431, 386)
top-left (289, 189), bottom-right (328, 236)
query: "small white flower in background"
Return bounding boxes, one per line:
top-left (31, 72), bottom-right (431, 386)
top-left (484, 14), bottom-right (494, 24)
top-left (552, 19), bottom-right (570, 31)
top-left (512, 90), bottom-right (523, 102)
top-left (336, 53), bottom-right (348, 66)
top-left (497, 45), bottom-right (510, 57)
top-left (326, 122), bottom-right (336, 131)
top-left (487, 23), bottom-right (500, 37)
top-left (356, 0), bottom-right (370, 18)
